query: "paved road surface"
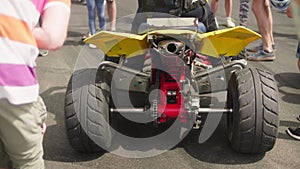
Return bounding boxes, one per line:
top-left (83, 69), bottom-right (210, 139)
top-left (37, 1), bottom-right (300, 168)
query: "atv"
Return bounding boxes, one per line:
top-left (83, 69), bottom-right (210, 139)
top-left (65, 16), bottom-right (279, 155)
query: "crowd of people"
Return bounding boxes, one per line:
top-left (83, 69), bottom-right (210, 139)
top-left (0, 0), bottom-right (299, 168)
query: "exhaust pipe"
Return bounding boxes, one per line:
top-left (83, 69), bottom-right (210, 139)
top-left (158, 40), bottom-right (185, 55)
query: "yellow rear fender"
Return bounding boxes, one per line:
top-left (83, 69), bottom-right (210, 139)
top-left (84, 31), bottom-right (149, 58)
top-left (197, 26), bottom-right (261, 57)
top-left (85, 26), bottom-right (261, 58)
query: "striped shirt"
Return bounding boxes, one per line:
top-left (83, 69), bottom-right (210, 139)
top-left (0, 0), bottom-right (70, 105)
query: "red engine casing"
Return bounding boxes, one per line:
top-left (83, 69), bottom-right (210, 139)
top-left (155, 55), bottom-right (188, 123)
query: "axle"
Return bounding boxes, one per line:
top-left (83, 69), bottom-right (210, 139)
top-left (110, 107), bottom-right (233, 114)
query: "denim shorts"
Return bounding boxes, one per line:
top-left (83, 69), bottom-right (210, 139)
top-left (0, 97), bottom-right (47, 169)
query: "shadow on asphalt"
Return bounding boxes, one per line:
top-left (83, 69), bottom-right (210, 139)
top-left (178, 117), bottom-right (265, 165)
top-left (274, 72), bottom-right (300, 141)
top-left (274, 72), bottom-right (300, 105)
top-left (273, 32), bottom-right (298, 40)
top-left (40, 86), bottom-right (267, 164)
top-left (41, 67), bottom-right (299, 164)
top-left (278, 120), bottom-right (300, 141)
top-left (40, 66), bottom-right (300, 164)
top-left (41, 87), bottom-right (103, 162)
top-left (64, 30), bottom-right (85, 46)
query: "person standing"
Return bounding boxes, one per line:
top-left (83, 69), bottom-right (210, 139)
top-left (239, 0), bottom-right (250, 27)
top-left (210, 0), bottom-right (236, 28)
top-left (82, 0), bottom-right (116, 48)
top-left (287, 0), bottom-right (300, 70)
top-left (0, 0), bottom-right (70, 168)
top-left (247, 0), bottom-right (276, 61)
top-left (86, 0), bottom-right (106, 34)
top-left (286, 0), bottom-right (300, 140)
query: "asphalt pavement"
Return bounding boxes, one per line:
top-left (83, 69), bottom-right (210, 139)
top-left (37, 1), bottom-right (300, 168)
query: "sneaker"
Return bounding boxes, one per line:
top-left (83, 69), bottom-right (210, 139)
top-left (286, 127), bottom-right (300, 140)
top-left (88, 44), bottom-right (97, 48)
top-left (38, 49), bottom-right (48, 57)
top-left (247, 44), bottom-right (276, 53)
top-left (247, 50), bottom-right (275, 61)
top-left (226, 17), bottom-right (235, 28)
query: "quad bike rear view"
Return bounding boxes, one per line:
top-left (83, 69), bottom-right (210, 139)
top-left (64, 15), bottom-right (279, 156)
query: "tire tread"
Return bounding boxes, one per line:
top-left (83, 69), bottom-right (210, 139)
top-left (228, 68), bottom-right (279, 154)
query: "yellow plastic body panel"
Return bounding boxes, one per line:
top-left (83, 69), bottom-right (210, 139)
top-left (197, 26), bottom-right (261, 57)
top-left (85, 26), bottom-right (261, 58)
top-left (85, 31), bottom-right (149, 58)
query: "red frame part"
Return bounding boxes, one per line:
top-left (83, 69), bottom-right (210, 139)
top-left (156, 56), bottom-right (188, 123)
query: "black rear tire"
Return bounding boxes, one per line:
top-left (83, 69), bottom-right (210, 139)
top-left (65, 68), bottom-right (112, 153)
top-left (227, 68), bottom-right (279, 154)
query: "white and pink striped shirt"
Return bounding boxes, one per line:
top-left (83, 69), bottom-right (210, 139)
top-left (0, 0), bottom-right (70, 105)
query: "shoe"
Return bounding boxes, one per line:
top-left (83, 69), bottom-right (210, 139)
top-left (81, 32), bottom-right (91, 41)
top-left (226, 17), bottom-right (235, 28)
top-left (247, 50), bottom-right (275, 61)
top-left (286, 127), bottom-right (300, 140)
top-left (38, 49), bottom-right (48, 57)
top-left (247, 44), bottom-right (276, 53)
top-left (297, 115), bottom-right (300, 121)
top-left (109, 26), bottom-right (116, 31)
top-left (88, 44), bottom-right (97, 48)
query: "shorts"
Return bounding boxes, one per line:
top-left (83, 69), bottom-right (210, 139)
top-left (296, 41), bottom-right (300, 59)
top-left (0, 97), bottom-right (47, 169)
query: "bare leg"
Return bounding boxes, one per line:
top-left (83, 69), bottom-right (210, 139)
top-left (210, 0), bottom-right (219, 15)
top-left (252, 0), bottom-right (274, 52)
top-left (225, 0), bottom-right (235, 27)
top-left (225, 0), bottom-right (232, 18)
top-left (267, 0), bottom-right (275, 45)
top-left (106, 0), bottom-right (116, 31)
